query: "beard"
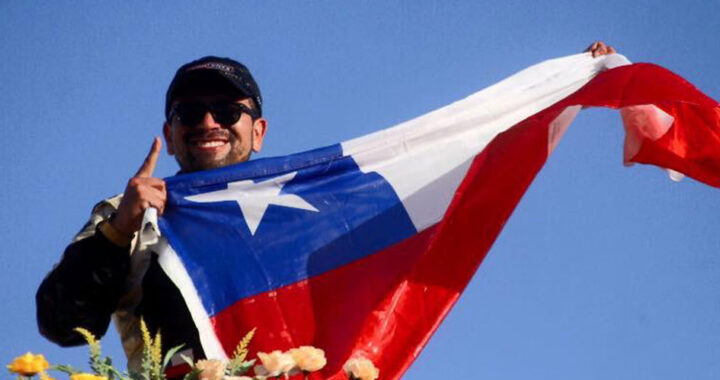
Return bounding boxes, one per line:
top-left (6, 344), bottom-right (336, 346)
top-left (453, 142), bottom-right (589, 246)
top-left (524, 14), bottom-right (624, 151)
top-left (175, 129), bottom-right (254, 173)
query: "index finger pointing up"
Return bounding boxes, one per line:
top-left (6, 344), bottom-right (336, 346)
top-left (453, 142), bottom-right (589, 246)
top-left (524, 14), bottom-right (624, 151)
top-left (136, 137), bottom-right (162, 177)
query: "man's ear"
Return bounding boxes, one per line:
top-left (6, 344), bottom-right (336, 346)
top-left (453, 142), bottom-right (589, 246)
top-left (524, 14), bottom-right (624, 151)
top-left (251, 117), bottom-right (268, 153)
top-left (163, 122), bottom-right (175, 155)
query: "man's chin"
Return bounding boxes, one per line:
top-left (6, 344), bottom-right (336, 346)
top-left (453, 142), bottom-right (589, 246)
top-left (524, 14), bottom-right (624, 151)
top-left (187, 160), bottom-right (227, 173)
top-left (178, 154), bottom-right (250, 173)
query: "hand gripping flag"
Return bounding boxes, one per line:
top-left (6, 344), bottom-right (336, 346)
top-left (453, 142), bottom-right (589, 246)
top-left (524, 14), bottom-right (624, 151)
top-left (150, 53), bottom-right (720, 380)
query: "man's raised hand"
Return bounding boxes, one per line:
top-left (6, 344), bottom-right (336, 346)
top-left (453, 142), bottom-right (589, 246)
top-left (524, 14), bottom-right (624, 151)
top-left (110, 137), bottom-right (167, 237)
top-left (586, 41), bottom-right (617, 57)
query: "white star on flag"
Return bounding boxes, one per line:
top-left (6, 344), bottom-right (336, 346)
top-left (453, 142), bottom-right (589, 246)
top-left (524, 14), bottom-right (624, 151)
top-left (184, 171), bottom-right (318, 235)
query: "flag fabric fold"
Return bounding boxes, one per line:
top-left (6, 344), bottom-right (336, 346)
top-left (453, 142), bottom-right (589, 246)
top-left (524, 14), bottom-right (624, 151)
top-left (152, 52), bottom-right (719, 380)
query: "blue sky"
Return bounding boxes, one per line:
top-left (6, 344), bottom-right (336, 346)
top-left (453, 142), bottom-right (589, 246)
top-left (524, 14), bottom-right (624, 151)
top-left (1, 2), bottom-right (719, 379)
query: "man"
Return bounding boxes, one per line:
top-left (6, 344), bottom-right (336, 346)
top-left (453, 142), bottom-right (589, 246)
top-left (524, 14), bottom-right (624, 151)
top-left (36, 56), bottom-right (267, 374)
top-left (37, 43), bottom-right (616, 374)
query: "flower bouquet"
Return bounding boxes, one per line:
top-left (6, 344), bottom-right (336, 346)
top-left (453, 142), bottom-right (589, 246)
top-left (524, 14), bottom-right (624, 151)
top-left (7, 321), bottom-right (378, 380)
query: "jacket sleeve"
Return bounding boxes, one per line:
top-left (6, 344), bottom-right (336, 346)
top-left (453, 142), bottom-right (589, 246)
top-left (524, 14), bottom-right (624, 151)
top-left (36, 197), bottom-right (131, 346)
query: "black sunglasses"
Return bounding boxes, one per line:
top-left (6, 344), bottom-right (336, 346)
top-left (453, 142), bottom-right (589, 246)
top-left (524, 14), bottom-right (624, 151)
top-left (168, 102), bottom-right (259, 126)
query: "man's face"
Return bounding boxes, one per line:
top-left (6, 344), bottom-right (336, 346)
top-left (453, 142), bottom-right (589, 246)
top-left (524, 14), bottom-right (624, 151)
top-left (163, 93), bottom-right (267, 173)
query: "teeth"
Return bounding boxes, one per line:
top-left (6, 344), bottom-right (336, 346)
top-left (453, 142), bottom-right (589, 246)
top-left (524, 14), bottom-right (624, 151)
top-left (197, 141), bottom-right (225, 148)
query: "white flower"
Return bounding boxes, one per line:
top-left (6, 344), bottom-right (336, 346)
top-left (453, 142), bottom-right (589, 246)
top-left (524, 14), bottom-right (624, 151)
top-left (288, 346), bottom-right (327, 372)
top-left (255, 350), bottom-right (296, 377)
top-left (343, 357), bottom-right (379, 380)
top-left (196, 359), bottom-right (227, 380)
top-left (224, 377), bottom-right (253, 380)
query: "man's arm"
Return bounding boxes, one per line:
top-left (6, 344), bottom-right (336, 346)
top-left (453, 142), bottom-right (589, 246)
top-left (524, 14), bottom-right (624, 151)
top-left (37, 137), bottom-right (167, 345)
top-left (36, 215), bottom-right (132, 346)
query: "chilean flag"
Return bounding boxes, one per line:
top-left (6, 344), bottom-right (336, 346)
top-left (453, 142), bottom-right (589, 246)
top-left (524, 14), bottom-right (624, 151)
top-left (150, 53), bottom-right (720, 380)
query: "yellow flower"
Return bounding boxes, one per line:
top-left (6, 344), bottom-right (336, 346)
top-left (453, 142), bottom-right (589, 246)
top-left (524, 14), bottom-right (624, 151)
top-left (7, 352), bottom-right (50, 376)
top-left (70, 374), bottom-right (107, 380)
top-left (196, 359), bottom-right (226, 380)
top-left (343, 357), bottom-right (379, 380)
top-left (39, 372), bottom-right (56, 380)
top-left (289, 346), bottom-right (327, 372)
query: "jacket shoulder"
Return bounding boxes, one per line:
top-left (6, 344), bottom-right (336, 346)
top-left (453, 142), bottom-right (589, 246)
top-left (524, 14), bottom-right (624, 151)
top-left (72, 194), bottom-right (124, 243)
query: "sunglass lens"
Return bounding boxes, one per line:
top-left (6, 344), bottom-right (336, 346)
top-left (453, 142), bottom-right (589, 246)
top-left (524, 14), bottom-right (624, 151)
top-left (211, 103), bottom-right (243, 125)
top-left (176, 103), bottom-right (207, 126)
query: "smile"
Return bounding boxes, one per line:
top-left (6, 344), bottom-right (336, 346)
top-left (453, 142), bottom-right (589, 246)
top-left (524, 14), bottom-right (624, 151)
top-left (195, 140), bottom-right (226, 148)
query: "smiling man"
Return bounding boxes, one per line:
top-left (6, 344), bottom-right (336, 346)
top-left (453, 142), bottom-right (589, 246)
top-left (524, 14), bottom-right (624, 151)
top-left (110, 57), bottom-right (268, 238)
top-left (36, 56), bottom-right (268, 375)
top-left (164, 58), bottom-right (267, 172)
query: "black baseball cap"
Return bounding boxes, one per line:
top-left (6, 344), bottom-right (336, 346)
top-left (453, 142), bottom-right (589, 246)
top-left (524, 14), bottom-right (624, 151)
top-left (165, 56), bottom-right (263, 119)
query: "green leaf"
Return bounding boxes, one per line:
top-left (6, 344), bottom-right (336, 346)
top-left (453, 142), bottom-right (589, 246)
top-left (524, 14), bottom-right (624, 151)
top-left (227, 358), bottom-right (257, 376)
top-left (179, 354), bottom-right (195, 367)
top-left (50, 364), bottom-right (80, 375)
top-left (162, 344), bottom-right (185, 369)
top-left (238, 359), bottom-right (256, 373)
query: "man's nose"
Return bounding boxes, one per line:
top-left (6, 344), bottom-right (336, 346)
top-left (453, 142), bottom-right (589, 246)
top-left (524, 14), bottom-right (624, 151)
top-left (199, 111), bottom-right (221, 129)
